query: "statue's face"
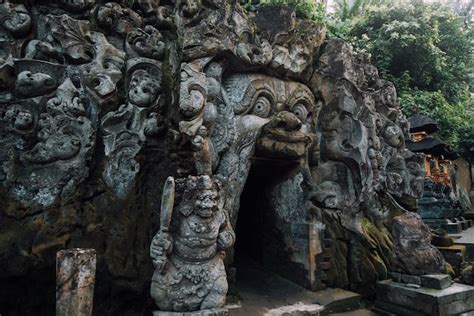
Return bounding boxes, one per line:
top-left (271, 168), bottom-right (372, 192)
top-left (223, 74), bottom-right (317, 160)
top-left (194, 189), bottom-right (218, 218)
top-left (383, 124), bottom-right (404, 148)
top-left (128, 70), bottom-right (159, 107)
top-left (381, 84), bottom-right (397, 108)
top-left (15, 110), bottom-right (33, 130)
top-left (385, 151), bottom-right (425, 210)
top-left (255, 99), bottom-right (314, 160)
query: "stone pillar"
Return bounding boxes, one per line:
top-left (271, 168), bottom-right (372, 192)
top-left (56, 249), bottom-right (97, 316)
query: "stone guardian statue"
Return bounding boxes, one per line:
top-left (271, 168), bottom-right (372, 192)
top-left (150, 175), bottom-right (235, 314)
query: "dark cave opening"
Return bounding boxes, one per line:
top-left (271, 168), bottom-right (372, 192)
top-left (231, 160), bottom-right (314, 310)
top-left (234, 159), bottom-right (298, 274)
top-left (234, 162), bottom-right (269, 267)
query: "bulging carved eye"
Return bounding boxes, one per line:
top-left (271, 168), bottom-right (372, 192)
top-left (292, 103), bottom-right (308, 121)
top-left (251, 96), bottom-right (271, 117)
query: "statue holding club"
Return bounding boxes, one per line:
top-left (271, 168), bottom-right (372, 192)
top-left (150, 175), bottom-right (235, 313)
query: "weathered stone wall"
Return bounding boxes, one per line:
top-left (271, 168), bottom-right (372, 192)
top-left (0, 0), bottom-right (443, 314)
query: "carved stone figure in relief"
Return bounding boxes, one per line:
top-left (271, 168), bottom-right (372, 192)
top-left (391, 212), bottom-right (448, 275)
top-left (150, 176), bottom-right (235, 312)
top-left (0, 0), bottom-right (454, 312)
top-left (0, 1), bottom-right (31, 39)
top-left (307, 39), bottom-right (431, 293)
top-left (2, 76), bottom-right (95, 206)
top-left (213, 73), bottom-right (318, 224)
top-left (101, 61), bottom-right (163, 198)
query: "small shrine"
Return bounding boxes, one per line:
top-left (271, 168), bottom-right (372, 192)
top-left (407, 114), bottom-right (472, 233)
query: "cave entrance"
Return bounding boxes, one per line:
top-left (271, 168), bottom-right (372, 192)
top-left (233, 158), bottom-right (299, 279)
top-left (234, 161), bottom-right (271, 267)
top-left (231, 159), bottom-right (315, 312)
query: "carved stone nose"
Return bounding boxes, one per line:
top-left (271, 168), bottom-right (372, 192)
top-left (270, 111), bottom-right (302, 131)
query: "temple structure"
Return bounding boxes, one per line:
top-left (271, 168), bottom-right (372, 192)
top-left (407, 114), bottom-right (472, 233)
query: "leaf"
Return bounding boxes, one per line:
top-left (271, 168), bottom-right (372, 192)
top-left (46, 14), bottom-right (94, 64)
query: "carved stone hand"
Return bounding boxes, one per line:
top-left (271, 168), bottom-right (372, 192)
top-left (150, 232), bottom-right (172, 272)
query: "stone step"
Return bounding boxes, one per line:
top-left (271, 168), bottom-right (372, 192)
top-left (423, 219), bottom-right (463, 234)
top-left (312, 288), bottom-right (362, 315)
top-left (465, 213), bottom-right (474, 221)
top-left (375, 280), bottom-right (474, 316)
top-left (437, 245), bottom-right (467, 274)
top-left (444, 222), bottom-right (464, 234)
top-left (450, 226), bottom-right (474, 261)
top-left (455, 219), bottom-right (471, 230)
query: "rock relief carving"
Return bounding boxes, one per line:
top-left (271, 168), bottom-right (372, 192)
top-left (0, 1), bottom-right (447, 313)
top-left (101, 59), bottom-right (163, 199)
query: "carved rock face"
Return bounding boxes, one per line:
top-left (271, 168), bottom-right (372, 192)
top-left (126, 26), bottom-right (165, 60)
top-left (0, 2), bottom-right (31, 39)
top-left (392, 212), bottom-right (447, 275)
top-left (80, 33), bottom-right (125, 99)
top-left (2, 77), bottom-right (95, 207)
top-left (223, 74), bottom-right (317, 160)
top-left (15, 71), bottom-right (55, 97)
top-left (0, 0), bottom-right (441, 313)
top-left (59, 0), bottom-right (95, 12)
top-left (101, 65), bottom-right (163, 199)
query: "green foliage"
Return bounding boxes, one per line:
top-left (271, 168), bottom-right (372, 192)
top-left (333, 0), bottom-right (391, 21)
top-left (399, 89), bottom-right (473, 148)
top-left (241, 0), bottom-right (473, 154)
top-left (351, 1), bottom-right (470, 100)
top-left (347, 1), bottom-right (473, 152)
top-left (241, 0), bottom-right (324, 20)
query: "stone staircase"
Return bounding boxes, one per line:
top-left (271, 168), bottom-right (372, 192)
top-left (450, 226), bottom-right (474, 262)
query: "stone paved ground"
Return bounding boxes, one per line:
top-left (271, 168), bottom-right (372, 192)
top-left (227, 258), bottom-right (362, 316)
top-left (227, 259), bottom-right (324, 316)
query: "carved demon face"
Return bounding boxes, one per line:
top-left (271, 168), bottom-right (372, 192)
top-left (175, 175), bottom-right (220, 219)
top-left (223, 74), bottom-right (316, 160)
top-left (195, 188), bottom-right (218, 218)
top-left (385, 150), bottom-right (425, 210)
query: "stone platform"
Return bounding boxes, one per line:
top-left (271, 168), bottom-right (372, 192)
top-left (450, 226), bottom-right (474, 261)
top-left (375, 279), bottom-right (474, 316)
top-left (424, 218), bottom-right (472, 234)
top-left (438, 245), bottom-right (467, 273)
